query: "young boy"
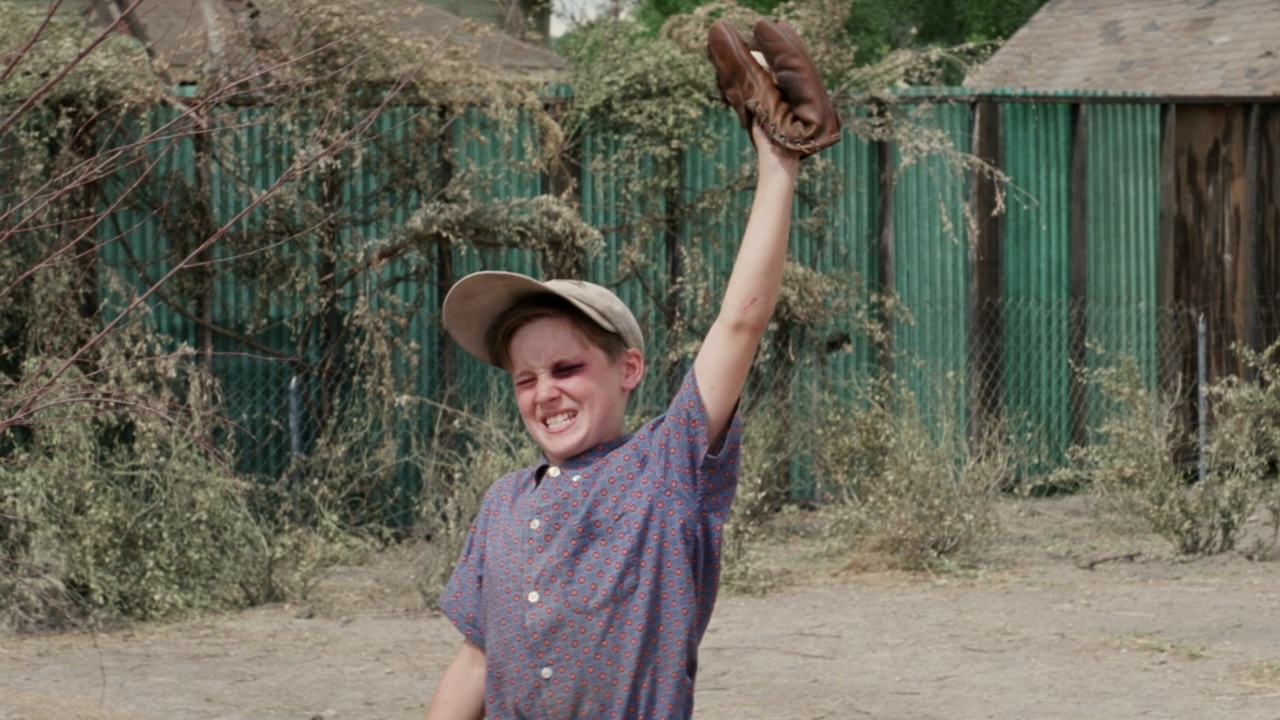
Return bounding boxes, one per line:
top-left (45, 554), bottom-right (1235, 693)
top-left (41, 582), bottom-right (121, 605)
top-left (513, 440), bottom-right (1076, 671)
top-left (424, 118), bottom-right (799, 720)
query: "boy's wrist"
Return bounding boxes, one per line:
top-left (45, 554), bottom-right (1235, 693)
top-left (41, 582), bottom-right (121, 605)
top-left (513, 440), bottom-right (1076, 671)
top-left (758, 153), bottom-right (799, 185)
top-left (755, 138), bottom-right (800, 179)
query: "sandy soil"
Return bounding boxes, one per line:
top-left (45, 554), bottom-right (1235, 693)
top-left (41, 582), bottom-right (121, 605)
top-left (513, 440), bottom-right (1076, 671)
top-left (2, 495), bottom-right (1279, 720)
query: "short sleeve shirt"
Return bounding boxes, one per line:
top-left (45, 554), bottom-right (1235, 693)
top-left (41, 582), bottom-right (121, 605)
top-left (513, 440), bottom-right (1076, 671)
top-left (439, 367), bottom-right (741, 720)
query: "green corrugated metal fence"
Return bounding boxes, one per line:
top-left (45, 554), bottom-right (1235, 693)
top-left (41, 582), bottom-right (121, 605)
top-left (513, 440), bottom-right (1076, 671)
top-left (1002, 102), bottom-right (1074, 468)
top-left (76, 88), bottom-right (1176, 502)
top-left (1084, 103), bottom-right (1162, 397)
top-left (891, 99), bottom-right (972, 427)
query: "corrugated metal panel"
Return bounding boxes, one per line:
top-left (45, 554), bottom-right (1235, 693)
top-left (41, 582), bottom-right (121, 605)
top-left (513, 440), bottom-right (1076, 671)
top-left (446, 105), bottom-right (544, 412)
top-left (97, 107), bottom-right (178, 324)
top-left (687, 108), bottom-right (752, 311)
top-left (1002, 102), bottom-right (1074, 468)
top-left (825, 105), bottom-right (881, 400)
top-left (892, 100), bottom-right (971, 422)
top-left (377, 105), bottom-right (443, 479)
top-left (789, 107), bottom-right (880, 498)
top-left (580, 123), bottom-right (650, 367)
top-left (92, 103), bottom-right (296, 480)
top-left (213, 105), bottom-right (297, 481)
top-left (360, 104), bottom-right (446, 506)
top-left (693, 109), bottom-right (826, 499)
top-left (1086, 103), bottom-right (1161, 386)
top-left (579, 117), bottom-right (722, 412)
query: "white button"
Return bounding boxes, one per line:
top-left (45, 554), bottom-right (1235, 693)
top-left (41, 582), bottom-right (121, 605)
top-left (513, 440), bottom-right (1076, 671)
top-left (571, 474), bottom-right (582, 483)
top-left (527, 591), bottom-right (540, 603)
top-left (547, 466), bottom-right (561, 478)
top-left (529, 519), bottom-right (541, 530)
top-left (540, 667), bottom-right (553, 679)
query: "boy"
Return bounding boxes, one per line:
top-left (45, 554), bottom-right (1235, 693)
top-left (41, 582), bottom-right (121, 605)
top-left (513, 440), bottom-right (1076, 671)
top-left (425, 18), bottom-right (834, 714)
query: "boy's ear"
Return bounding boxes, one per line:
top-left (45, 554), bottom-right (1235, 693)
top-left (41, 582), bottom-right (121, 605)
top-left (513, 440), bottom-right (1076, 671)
top-left (619, 348), bottom-right (645, 392)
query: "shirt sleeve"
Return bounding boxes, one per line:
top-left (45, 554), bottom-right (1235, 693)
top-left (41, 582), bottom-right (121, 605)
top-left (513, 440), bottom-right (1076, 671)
top-left (438, 489), bottom-right (494, 650)
top-left (651, 366), bottom-right (743, 514)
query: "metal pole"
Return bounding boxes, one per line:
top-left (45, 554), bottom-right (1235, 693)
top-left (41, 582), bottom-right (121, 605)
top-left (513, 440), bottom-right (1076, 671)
top-left (289, 375), bottom-right (304, 520)
top-left (289, 374), bottom-right (303, 459)
top-left (1197, 313), bottom-right (1207, 484)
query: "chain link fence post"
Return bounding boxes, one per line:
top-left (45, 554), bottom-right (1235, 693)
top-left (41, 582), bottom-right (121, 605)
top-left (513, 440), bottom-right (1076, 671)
top-left (1197, 312), bottom-right (1207, 484)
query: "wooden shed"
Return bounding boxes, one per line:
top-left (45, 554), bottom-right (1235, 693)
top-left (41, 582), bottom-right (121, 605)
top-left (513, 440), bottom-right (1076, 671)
top-left (965, 0), bottom-right (1280, 392)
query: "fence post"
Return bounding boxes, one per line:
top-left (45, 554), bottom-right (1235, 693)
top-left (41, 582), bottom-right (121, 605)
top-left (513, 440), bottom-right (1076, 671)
top-left (875, 102), bottom-right (896, 379)
top-left (289, 374), bottom-right (303, 460)
top-left (289, 374), bottom-right (304, 520)
top-left (1197, 312), bottom-right (1207, 484)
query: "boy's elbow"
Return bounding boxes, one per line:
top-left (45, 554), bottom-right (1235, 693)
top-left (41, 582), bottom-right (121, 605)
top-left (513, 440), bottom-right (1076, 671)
top-left (722, 294), bottom-right (776, 336)
top-left (712, 313), bottom-right (770, 352)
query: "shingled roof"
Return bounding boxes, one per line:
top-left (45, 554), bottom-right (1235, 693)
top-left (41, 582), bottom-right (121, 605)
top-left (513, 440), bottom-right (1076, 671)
top-left (965, 0), bottom-right (1280, 98)
top-left (86, 0), bottom-right (565, 85)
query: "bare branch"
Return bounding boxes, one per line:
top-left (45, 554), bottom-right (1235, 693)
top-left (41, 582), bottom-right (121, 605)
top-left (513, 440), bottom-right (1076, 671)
top-left (0, 0), bottom-right (147, 138)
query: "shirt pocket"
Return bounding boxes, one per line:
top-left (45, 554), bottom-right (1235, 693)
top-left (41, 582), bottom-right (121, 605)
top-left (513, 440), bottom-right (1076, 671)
top-left (564, 507), bottom-right (643, 614)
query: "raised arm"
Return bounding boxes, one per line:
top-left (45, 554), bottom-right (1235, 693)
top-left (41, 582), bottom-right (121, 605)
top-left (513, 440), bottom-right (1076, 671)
top-left (694, 125), bottom-right (799, 447)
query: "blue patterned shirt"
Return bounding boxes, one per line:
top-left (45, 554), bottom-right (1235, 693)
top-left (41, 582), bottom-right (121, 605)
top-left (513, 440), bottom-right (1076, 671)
top-left (440, 368), bottom-right (742, 719)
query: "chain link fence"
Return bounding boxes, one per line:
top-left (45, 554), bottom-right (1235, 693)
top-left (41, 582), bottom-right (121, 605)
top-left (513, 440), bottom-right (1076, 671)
top-left (959, 296), bottom-right (1278, 478)
top-left (208, 296), bottom-right (1280, 508)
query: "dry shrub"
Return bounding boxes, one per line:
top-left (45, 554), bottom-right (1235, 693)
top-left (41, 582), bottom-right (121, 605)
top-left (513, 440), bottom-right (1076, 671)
top-left (0, 344), bottom-right (274, 630)
top-left (1249, 492), bottom-right (1280, 561)
top-left (721, 392), bottom-right (793, 594)
top-left (817, 376), bottom-right (1010, 571)
top-left (1063, 351), bottom-right (1279, 556)
top-left (1213, 342), bottom-right (1280, 559)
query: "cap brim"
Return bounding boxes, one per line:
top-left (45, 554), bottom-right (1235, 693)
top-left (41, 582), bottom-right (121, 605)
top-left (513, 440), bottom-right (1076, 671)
top-left (441, 271), bottom-right (551, 367)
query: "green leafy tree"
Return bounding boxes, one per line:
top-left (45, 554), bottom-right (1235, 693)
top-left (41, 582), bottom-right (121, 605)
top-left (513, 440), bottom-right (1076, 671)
top-left (633, 0), bottom-right (1047, 70)
top-left (635, 0), bottom-right (783, 33)
top-left (843, 0), bottom-right (1047, 64)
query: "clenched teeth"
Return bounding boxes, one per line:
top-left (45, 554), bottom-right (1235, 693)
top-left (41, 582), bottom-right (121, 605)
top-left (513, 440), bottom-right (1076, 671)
top-left (544, 412), bottom-right (575, 430)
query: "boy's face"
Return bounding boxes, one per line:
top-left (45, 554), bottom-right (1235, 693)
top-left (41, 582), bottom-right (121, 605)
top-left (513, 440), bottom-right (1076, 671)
top-left (507, 314), bottom-right (644, 467)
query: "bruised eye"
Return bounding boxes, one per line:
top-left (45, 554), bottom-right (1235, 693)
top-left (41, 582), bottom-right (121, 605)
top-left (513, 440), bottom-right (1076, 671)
top-left (551, 362), bottom-right (584, 378)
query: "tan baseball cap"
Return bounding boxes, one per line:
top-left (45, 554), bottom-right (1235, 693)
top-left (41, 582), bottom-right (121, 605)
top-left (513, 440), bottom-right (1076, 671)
top-left (441, 271), bottom-right (644, 367)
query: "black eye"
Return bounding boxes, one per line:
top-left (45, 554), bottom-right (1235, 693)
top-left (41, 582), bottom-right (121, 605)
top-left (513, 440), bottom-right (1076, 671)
top-left (552, 363), bottom-right (584, 378)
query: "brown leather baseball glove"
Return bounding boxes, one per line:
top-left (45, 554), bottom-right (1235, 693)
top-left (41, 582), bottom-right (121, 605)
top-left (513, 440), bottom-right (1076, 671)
top-left (707, 17), bottom-right (842, 157)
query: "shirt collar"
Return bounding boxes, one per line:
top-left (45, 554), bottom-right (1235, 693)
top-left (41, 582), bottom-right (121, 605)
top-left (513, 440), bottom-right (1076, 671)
top-left (533, 433), bottom-right (632, 483)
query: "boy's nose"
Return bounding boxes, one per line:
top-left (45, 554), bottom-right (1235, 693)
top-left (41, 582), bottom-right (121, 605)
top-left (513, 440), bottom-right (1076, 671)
top-left (533, 375), bottom-right (560, 403)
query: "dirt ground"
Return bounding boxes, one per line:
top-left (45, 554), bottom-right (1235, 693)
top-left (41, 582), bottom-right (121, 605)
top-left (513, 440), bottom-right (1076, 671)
top-left (2, 495), bottom-right (1279, 720)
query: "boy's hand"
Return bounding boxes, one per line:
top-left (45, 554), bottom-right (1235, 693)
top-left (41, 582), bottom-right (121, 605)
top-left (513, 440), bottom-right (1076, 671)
top-left (753, 125), bottom-right (801, 178)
